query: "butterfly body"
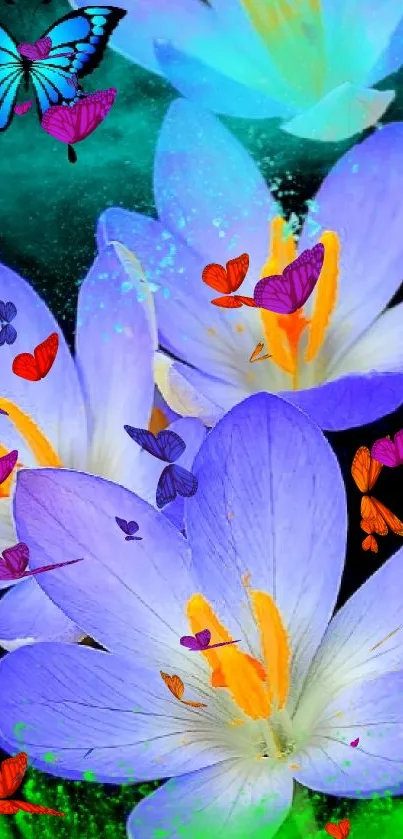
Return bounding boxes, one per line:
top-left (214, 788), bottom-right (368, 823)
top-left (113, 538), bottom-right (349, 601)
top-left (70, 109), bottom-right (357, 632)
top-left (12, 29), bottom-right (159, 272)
top-left (0, 7), bottom-right (126, 131)
top-left (0, 752), bottom-right (64, 815)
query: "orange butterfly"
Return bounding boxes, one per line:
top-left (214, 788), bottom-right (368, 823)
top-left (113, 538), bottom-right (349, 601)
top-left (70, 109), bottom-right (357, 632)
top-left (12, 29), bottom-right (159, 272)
top-left (12, 333), bottom-right (59, 381)
top-left (351, 446), bottom-right (403, 553)
top-left (202, 254), bottom-right (257, 308)
top-left (160, 672), bottom-right (207, 708)
top-left (249, 342), bottom-right (272, 363)
top-left (0, 752), bottom-right (65, 815)
top-left (325, 819), bottom-right (350, 839)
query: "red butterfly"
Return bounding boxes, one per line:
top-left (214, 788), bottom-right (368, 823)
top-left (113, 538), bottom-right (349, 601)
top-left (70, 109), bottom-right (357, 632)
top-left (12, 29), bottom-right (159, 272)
top-left (0, 752), bottom-right (65, 815)
top-left (325, 819), bottom-right (350, 839)
top-left (202, 254), bottom-right (257, 308)
top-left (12, 333), bottom-right (59, 381)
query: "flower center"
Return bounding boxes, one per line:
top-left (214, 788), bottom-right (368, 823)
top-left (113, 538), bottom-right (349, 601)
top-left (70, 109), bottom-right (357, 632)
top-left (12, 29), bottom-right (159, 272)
top-left (260, 216), bottom-right (340, 390)
top-left (185, 579), bottom-right (299, 760)
top-left (239, 0), bottom-right (326, 105)
top-left (0, 398), bottom-right (63, 497)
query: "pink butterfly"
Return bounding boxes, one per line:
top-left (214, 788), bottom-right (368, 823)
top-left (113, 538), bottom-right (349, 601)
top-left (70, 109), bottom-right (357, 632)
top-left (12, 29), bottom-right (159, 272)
top-left (350, 738), bottom-right (360, 748)
top-left (17, 37), bottom-right (72, 62)
top-left (14, 100), bottom-right (33, 116)
top-left (41, 87), bottom-right (117, 163)
top-left (371, 431), bottom-right (403, 468)
top-left (180, 628), bottom-right (241, 652)
top-left (0, 450), bottom-right (18, 487)
top-left (0, 542), bottom-right (84, 582)
top-left (253, 243), bottom-right (325, 314)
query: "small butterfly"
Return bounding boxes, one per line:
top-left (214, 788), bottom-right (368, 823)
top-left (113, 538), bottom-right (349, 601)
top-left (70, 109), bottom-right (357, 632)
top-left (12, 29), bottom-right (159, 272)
top-left (0, 541), bottom-right (84, 581)
top-left (13, 99), bottom-right (33, 115)
top-left (0, 450), bottom-right (18, 486)
top-left (0, 300), bottom-right (17, 345)
top-left (124, 427), bottom-right (198, 509)
top-left (180, 628), bottom-right (241, 651)
top-left (249, 342), bottom-right (272, 363)
top-left (371, 430), bottom-right (403, 468)
top-left (12, 332), bottom-right (59, 380)
top-left (253, 243), bottom-right (325, 314)
top-left (324, 819), bottom-right (350, 839)
top-left (202, 254), bottom-right (257, 308)
top-left (351, 446), bottom-right (403, 552)
top-left (0, 7), bottom-right (126, 132)
top-left (350, 738), bottom-right (359, 748)
top-left (0, 752), bottom-right (65, 815)
top-left (160, 672), bottom-right (207, 708)
top-left (115, 517), bottom-right (142, 541)
top-left (41, 87), bottom-right (117, 163)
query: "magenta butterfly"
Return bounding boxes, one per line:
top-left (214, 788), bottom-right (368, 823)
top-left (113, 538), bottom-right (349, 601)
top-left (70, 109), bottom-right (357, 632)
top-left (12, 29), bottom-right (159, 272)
top-left (115, 517), bottom-right (142, 541)
top-left (17, 37), bottom-right (73, 62)
top-left (41, 87), bottom-right (117, 163)
top-left (0, 450), bottom-right (18, 487)
top-left (0, 542), bottom-right (83, 582)
top-left (371, 431), bottom-right (403, 468)
top-left (180, 629), bottom-right (241, 652)
top-left (124, 426), bottom-right (198, 509)
top-left (13, 100), bottom-right (33, 115)
top-left (253, 243), bottom-right (325, 314)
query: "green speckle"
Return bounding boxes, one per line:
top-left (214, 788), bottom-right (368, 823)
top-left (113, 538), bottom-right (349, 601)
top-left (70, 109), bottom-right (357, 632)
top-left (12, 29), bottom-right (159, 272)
top-left (43, 752), bottom-right (57, 763)
top-left (83, 770), bottom-right (97, 782)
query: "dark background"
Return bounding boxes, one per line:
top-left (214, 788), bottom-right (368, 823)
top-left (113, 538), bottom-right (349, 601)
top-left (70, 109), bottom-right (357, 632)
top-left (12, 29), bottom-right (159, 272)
top-left (1, 0), bottom-right (403, 835)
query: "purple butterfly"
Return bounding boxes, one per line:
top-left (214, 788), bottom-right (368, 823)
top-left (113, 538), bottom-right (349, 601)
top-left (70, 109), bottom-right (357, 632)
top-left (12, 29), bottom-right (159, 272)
top-left (124, 427), bottom-right (198, 509)
top-left (180, 628), bottom-right (241, 652)
top-left (253, 243), bottom-right (325, 314)
top-left (371, 431), bottom-right (403, 468)
top-left (0, 542), bottom-right (84, 581)
top-left (0, 450), bottom-right (18, 487)
top-left (0, 300), bottom-right (17, 345)
top-left (115, 517), bottom-right (142, 541)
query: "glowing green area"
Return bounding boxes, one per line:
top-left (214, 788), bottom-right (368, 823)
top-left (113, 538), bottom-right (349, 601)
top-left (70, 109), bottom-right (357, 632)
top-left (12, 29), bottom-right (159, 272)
top-left (0, 769), bottom-right (401, 838)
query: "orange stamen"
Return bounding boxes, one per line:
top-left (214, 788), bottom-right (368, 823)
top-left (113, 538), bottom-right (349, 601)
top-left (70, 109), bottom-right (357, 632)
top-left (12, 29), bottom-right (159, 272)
top-left (0, 398), bottom-right (62, 470)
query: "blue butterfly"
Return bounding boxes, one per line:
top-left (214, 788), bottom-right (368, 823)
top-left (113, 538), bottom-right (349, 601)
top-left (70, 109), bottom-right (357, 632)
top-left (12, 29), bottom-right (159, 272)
top-left (124, 427), bottom-right (199, 509)
top-left (0, 6), bottom-right (126, 130)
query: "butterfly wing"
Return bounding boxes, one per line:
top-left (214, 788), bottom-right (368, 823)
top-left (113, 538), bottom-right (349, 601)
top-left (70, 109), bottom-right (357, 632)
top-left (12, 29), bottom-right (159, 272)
top-left (0, 24), bottom-right (24, 131)
top-left (6, 800), bottom-right (65, 816)
top-left (351, 446), bottom-right (382, 492)
top-left (371, 437), bottom-right (398, 468)
top-left (361, 496), bottom-right (388, 535)
top-left (370, 497), bottom-right (403, 536)
top-left (170, 464), bottom-right (198, 500)
top-left (0, 450), bottom-right (18, 486)
top-left (160, 672), bottom-right (184, 700)
top-left (362, 534), bottom-right (378, 553)
top-left (3, 324), bottom-right (17, 344)
top-left (4, 301), bottom-right (17, 322)
top-left (179, 635), bottom-right (202, 651)
top-left (29, 8), bottom-right (126, 115)
top-left (156, 430), bottom-right (186, 462)
top-left (1, 542), bottom-right (29, 577)
top-left (324, 823), bottom-right (343, 839)
top-left (253, 274), bottom-right (293, 313)
top-left (12, 352), bottom-right (40, 381)
top-left (203, 254), bottom-right (249, 295)
top-left (124, 426), bottom-right (168, 460)
top-left (339, 820), bottom-right (351, 838)
top-left (210, 295), bottom-right (256, 308)
top-left (195, 629), bottom-right (211, 648)
top-left (0, 753), bottom-right (27, 798)
top-left (156, 465), bottom-right (177, 509)
top-left (202, 263), bottom-right (231, 294)
top-left (34, 333), bottom-right (59, 379)
top-left (394, 429), bottom-right (403, 464)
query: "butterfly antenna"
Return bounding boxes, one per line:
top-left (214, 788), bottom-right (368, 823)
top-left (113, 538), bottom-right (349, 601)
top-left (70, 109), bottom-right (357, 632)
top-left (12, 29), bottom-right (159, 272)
top-left (67, 144), bottom-right (77, 164)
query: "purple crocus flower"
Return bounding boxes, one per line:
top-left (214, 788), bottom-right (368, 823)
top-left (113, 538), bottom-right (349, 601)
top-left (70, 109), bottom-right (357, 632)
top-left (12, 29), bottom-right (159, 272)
top-left (0, 243), bottom-right (205, 650)
top-left (0, 393), bottom-right (402, 837)
top-left (97, 102), bottom-right (403, 433)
